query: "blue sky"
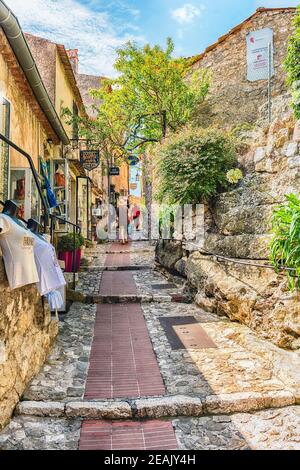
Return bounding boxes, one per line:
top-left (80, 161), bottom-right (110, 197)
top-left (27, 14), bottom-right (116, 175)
top-left (5, 0), bottom-right (299, 76)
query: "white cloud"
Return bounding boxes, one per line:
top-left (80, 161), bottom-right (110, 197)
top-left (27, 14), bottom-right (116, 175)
top-left (171, 3), bottom-right (205, 24)
top-left (5, 0), bottom-right (145, 77)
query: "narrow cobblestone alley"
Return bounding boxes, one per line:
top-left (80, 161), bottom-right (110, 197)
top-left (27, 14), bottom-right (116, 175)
top-left (1, 242), bottom-right (300, 450)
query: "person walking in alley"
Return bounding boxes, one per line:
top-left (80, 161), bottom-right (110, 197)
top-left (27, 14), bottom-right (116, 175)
top-left (118, 197), bottom-right (129, 244)
top-left (96, 216), bottom-right (108, 242)
top-left (132, 203), bottom-right (141, 231)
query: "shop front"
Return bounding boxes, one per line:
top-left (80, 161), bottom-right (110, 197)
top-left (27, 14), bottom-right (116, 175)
top-left (40, 156), bottom-right (70, 227)
top-left (10, 168), bottom-right (40, 221)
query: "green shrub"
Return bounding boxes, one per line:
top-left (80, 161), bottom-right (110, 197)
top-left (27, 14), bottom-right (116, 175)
top-left (284, 6), bottom-right (300, 118)
top-left (270, 193), bottom-right (300, 291)
top-left (80, 257), bottom-right (90, 267)
top-left (57, 232), bottom-right (85, 252)
top-left (158, 205), bottom-right (178, 238)
top-left (155, 127), bottom-right (237, 204)
top-left (226, 168), bottom-right (243, 184)
top-left (85, 239), bottom-right (93, 248)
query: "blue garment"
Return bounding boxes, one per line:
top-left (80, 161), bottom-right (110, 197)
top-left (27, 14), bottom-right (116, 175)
top-left (40, 159), bottom-right (57, 209)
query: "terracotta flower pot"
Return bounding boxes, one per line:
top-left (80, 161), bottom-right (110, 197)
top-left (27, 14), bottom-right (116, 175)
top-left (58, 249), bottom-right (81, 273)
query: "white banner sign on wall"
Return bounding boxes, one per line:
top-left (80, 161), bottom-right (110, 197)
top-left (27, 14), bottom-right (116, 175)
top-left (246, 28), bottom-right (274, 81)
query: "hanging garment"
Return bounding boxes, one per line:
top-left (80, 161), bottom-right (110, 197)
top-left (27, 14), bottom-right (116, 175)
top-left (40, 159), bottom-right (57, 209)
top-left (0, 213), bottom-right (39, 290)
top-left (47, 289), bottom-right (64, 311)
top-left (33, 234), bottom-right (66, 296)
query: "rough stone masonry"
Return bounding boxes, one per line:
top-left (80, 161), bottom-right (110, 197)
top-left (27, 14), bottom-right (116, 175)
top-left (190, 8), bottom-right (296, 128)
top-left (0, 259), bottom-right (58, 430)
top-left (156, 112), bottom-right (300, 350)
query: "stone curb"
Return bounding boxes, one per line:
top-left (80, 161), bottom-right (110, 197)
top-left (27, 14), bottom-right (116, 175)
top-left (203, 390), bottom-right (295, 415)
top-left (68, 291), bottom-right (190, 305)
top-left (91, 295), bottom-right (173, 304)
top-left (15, 391), bottom-right (297, 420)
top-left (85, 250), bottom-right (153, 256)
top-left (65, 402), bottom-right (132, 419)
top-left (134, 396), bottom-right (203, 418)
top-left (81, 266), bottom-right (152, 272)
top-left (15, 402), bottom-right (66, 418)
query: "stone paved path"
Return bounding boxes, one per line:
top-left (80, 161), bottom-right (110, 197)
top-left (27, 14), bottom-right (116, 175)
top-left (84, 303), bottom-right (165, 399)
top-left (0, 241), bottom-right (300, 450)
top-left (79, 420), bottom-right (178, 451)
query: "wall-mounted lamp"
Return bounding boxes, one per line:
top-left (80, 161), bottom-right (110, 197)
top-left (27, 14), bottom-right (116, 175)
top-left (47, 138), bottom-right (53, 146)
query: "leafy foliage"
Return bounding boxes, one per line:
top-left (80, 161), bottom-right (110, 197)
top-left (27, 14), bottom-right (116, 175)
top-left (158, 204), bottom-right (179, 239)
top-left (226, 168), bottom-right (243, 184)
top-left (154, 127), bottom-right (237, 205)
top-left (65, 39), bottom-right (209, 162)
top-left (57, 233), bottom-right (85, 252)
top-left (270, 193), bottom-right (300, 291)
top-left (284, 6), bottom-right (300, 118)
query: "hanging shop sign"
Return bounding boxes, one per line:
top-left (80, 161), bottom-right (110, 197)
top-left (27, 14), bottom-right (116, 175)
top-left (109, 167), bottom-right (120, 176)
top-left (80, 150), bottom-right (100, 171)
top-left (246, 28), bottom-right (274, 82)
top-left (128, 155), bottom-right (139, 166)
top-left (130, 183), bottom-right (138, 191)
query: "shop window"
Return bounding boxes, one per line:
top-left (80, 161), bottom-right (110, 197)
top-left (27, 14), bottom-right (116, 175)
top-left (53, 160), bottom-right (68, 221)
top-left (10, 169), bottom-right (29, 220)
top-left (0, 97), bottom-right (10, 201)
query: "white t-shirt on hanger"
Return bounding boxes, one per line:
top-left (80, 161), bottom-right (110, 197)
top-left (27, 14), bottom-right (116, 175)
top-left (0, 213), bottom-right (39, 290)
top-left (32, 234), bottom-right (66, 296)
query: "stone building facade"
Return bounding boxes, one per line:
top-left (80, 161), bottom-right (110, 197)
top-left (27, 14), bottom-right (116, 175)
top-left (0, 7), bottom-right (64, 430)
top-left (25, 34), bottom-right (96, 236)
top-left (190, 7), bottom-right (297, 128)
top-left (75, 66), bottom-right (109, 207)
top-left (0, 29), bottom-right (64, 213)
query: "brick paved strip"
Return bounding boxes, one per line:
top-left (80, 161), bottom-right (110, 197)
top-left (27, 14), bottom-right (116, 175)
top-left (110, 242), bottom-right (132, 252)
top-left (99, 272), bottom-right (137, 296)
top-left (104, 241), bottom-right (132, 267)
top-left (105, 253), bottom-right (132, 267)
top-left (84, 304), bottom-right (166, 399)
top-left (79, 420), bottom-right (178, 450)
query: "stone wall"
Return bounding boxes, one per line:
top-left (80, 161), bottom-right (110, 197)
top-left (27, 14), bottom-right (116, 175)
top-left (191, 8), bottom-right (296, 128)
top-left (0, 258), bottom-right (58, 430)
top-left (156, 114), bottom-right (300, 350)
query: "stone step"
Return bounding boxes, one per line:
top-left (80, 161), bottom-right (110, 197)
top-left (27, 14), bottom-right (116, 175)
top-left (15, 389), bottom-right (296, 420)
top-left (92, 294), bottom-right (191, 304)
top-left (80, 265), bottom-right (152, 272)
top-left (67, 289), bottom-right (191, 305)
top-left (85, 249), bottom-right (153, 256)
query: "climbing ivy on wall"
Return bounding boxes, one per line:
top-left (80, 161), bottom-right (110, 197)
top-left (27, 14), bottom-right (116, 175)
top-left (285, 5), bottom-right (300, 118)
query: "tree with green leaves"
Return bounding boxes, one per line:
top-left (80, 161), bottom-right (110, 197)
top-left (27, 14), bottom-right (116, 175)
top-left (285, 5), bottom-right (300, 118)
top-left (71, 38), bottom-right (209, 159)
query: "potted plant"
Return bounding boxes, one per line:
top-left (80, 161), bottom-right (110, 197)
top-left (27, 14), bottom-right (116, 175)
top-left (57, 232), bottom-right (85, 273)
